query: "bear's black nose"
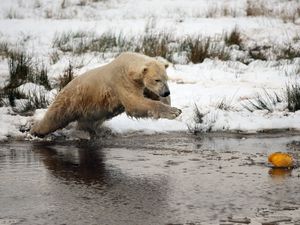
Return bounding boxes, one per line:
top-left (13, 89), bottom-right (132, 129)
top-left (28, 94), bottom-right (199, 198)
top-left (162, 90), bottom-right (170, 97)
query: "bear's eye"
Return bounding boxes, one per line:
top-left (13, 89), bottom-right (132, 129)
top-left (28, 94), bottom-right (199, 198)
top-left (155, 79), bottom-right (161, 82)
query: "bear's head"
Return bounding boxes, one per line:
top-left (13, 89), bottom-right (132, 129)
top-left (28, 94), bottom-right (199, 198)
top-left (135, 60), bottom-right (170, 98)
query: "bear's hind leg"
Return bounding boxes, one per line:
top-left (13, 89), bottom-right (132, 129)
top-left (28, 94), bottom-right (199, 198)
top-left (30, 100), bottom-right (78, 137)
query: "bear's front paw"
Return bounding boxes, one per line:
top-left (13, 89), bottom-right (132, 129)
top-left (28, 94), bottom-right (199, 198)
top-left (168, 107), bottom-right (182, 119)
top-left (159, 107), bottom-right (182, 119)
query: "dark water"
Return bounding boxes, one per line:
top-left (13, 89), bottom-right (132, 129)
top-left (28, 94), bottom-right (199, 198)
top-left (1, 133), bottom-right (300, 225)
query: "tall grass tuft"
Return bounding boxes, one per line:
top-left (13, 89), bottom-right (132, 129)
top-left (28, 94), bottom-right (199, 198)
top-left (5, 50), bottom-right (51, 90)
top-left (17, 91), bottom-right (50, 115)
top-left (90, 32), bottom-right (128, 53)
top-left (243, 90), bottom-right (282, 113)
top-left (34, 63), bottom-right (51, 90)
top-left (53, 31), bottom-right (131, 55)
top-left (243, 84), bottom-right (300, 113)
top-left (137, 31), bottom-right (172, 61)
top-left (286, 83), bottom-right (300, 112)
top-left (6, 50), bottom-right (32, 89)
top-left (224, 27), bottom-right (242, 47)
top-left (277, 45), bottom-right (300, 60)
top-left (49, 50), bottom-right (61, 64)
top-left (248, 47), bottom-right (269, 61)
top-left (246, 0), bottom-right (266, 17)
top-left (0, 41), bottom-right (9, 58)
top-left (52, 31), bottom-right (76, 53)
top-left (179, 36), bottom-right (230, 63)
top-left (1, 49), bottom-right (51, 112)
top-left (187, 104), bottom-right (206, 134)
top-left (58, 63), bottom-right (75, 90)
top-left (179, 36), bottom-right (210, 63)
top-left (6, 89), bottom-right (26, 108)
top-left (216, 97), bottom-right (236, 111)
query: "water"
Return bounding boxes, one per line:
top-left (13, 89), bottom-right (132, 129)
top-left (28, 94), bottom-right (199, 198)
top-left (0, 133), bottom-right (300, 225)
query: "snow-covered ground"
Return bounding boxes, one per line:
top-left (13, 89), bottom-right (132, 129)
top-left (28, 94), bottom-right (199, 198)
top-left (0, 0), bottom-right (300, 141)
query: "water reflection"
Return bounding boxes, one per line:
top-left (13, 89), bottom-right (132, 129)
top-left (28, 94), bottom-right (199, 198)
top-left (30, 141), bottom-right (170, 225)
top-left (268, 168), bottom-right (293, 180)
top-left (33, 141), bottom-right (107, 185)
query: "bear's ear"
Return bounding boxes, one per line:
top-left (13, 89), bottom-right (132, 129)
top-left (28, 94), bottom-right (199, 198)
top-left (155, 56), bottom-right (170, 69)
top-left (142, 66), bottom-right (148, 75)
top-left (128, 65), bottom-right (147, 82)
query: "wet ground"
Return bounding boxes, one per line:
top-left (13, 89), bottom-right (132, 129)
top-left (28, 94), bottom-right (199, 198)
top-left (1, 133), bottom-right (300, 225)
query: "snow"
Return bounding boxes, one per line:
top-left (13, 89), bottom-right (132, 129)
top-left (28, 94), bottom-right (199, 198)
top-left (0, 0), bottom-right (300, 140)
top-left (0, 108), bottom-right (27, 141)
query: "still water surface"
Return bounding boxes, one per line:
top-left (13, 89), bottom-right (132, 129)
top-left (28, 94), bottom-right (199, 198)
top-left (0, 133), bottom-right (300, 225)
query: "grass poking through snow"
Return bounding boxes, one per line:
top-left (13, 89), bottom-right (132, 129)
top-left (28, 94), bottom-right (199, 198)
top-left (224, 27), bottom-right (242, 47)
top-left (243, 90), bottom-right (282, 113)
top-left (57, 62), bottom-right (75, 91)
top-left (1, 49), bottom-right (52, 113)
top-left (286, 83), bottom-right (300, 112)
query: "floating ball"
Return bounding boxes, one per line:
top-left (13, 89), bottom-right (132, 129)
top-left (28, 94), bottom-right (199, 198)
top-left (268, 152), bottom-right (293, 168)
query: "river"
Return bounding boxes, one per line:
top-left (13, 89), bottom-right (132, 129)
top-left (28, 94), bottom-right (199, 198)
top-left (0, 133), bottom-right (300, 225)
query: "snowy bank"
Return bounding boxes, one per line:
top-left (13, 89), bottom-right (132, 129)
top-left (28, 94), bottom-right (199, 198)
top-left (1, 58), bottom-right (300, 140)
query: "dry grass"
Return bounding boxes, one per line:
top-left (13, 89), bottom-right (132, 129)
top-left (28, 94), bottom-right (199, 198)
top-left (216, 97), bottom-right (236, 111)
top-left (224, 27), bottom-right (242, 47)
top-left (179, 36), bottom-right (210, 63)
top-left (136, 31), bottom-right (173, 61)
top-left (180, 36), bottom-right (230, 63)
top-left (199, 3), bottom-right (240, 18)
top-left (286, 83), bottom-right (300, 112)
top-left (49, 50), bottom-right (61, 65)
top-left (246, 0), bottom-right (300, 23)
top-left (17, 91), bottom-right (50, 115)
top-left (187, 104), bottom-right (206, 134)
top-left (90, 32), bottom-right (129, 53)
top-left (57, 63), bottom-right (75, 91)
top-left (52, 28), bottom-right (233, 64)
top-left (52, 31), bottom-right (130, 55)
top-left (246, 0), bottom-right (267, 17)
top-left (0, 41), bottom-right (9, 58)
top-left (276, 45), bottom-right (300, 60)
top-left (5, 8), bottom-right (24, 19)
top-left (248, 46), bottom-right (269, 61)
top-left (6, 50), bottom-right (33, 89)
top-left (242, 90), bottom-right (282, 113)
top-left (243, 83), bottom-right (300, 113)
top-left (77, 0), bottom-right (106, 6)
top-left (50, 24), bottom-right (300, 65)
top-left (1, 49), bottom-right (51, 111)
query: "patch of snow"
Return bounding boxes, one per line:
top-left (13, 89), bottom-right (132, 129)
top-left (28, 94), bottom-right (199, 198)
top-left (0, 108), bottom-right (27, 141)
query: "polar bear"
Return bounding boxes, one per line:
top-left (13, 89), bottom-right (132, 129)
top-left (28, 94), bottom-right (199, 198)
top-left (30, 52), bottom-right (182, 137)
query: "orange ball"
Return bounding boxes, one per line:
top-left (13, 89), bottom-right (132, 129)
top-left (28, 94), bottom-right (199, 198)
top-left (268, 152), bottom-right (294, 168)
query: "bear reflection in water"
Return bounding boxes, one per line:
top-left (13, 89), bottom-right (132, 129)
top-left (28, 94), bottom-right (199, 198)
top-left (33, 142), bottom-right (107, 185)
top-left (31, 142), bottom-right (170, 223)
